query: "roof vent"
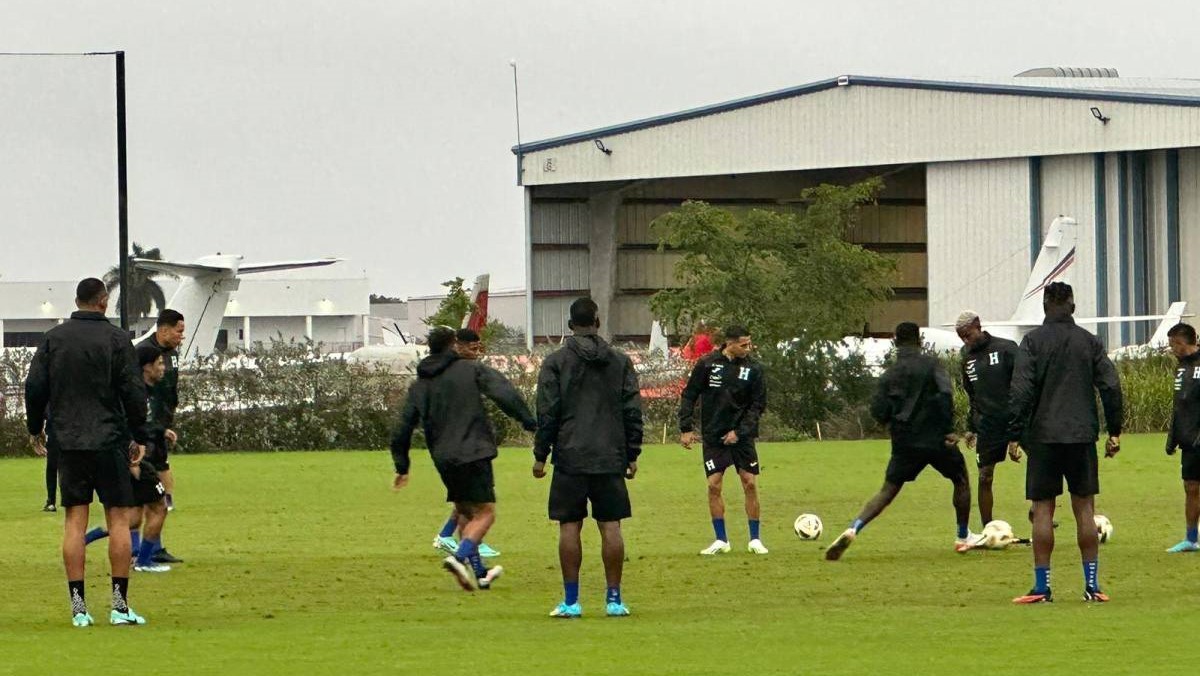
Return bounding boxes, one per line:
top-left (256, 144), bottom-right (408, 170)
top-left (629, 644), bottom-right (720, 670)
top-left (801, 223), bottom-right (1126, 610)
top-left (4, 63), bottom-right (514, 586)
top-left (1015, 67), bottom-right (1119, 78)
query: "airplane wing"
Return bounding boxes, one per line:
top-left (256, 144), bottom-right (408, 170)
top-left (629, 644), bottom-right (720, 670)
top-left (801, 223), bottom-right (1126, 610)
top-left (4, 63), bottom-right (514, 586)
top-left (239, 259), bottom-right (342, 274)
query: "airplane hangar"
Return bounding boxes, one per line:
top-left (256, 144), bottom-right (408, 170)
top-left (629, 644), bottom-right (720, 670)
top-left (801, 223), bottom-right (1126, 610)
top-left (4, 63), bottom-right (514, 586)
top-left (514, 68), bottom-right (1200, 346)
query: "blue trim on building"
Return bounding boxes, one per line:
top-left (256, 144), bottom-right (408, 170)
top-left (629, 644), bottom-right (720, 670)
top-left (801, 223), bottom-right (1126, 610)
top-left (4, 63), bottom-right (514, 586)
top-left (1030, 157), bottom-right (1042, 267)
top-left (1118, 153), bottom-right (1130, 345)
top-left (1167, 149), bottom-right (1181, 302)
top-left (1093, 153), bottom-right (1109, 345)
top-left (1131, 153), bottom-right (1148, 344)
top-left (514, 75), bottom-right (1200, 154)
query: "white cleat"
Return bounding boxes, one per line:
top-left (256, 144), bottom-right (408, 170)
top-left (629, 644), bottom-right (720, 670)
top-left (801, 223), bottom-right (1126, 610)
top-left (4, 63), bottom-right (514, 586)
top-left (747, 539), bottom-right (769, 554)
top-left (699, 540), bottom-right (732, 556)
top-left (954, 532), bottom-right (986, 553)
top-left (824, 528), bottom-right (856, 561)
top-left (441, 556), bottom-right (475, 591)
top-left (133, 563), bottom-right (171, 573)
top-left (477, 565), bottom-right (504, 590)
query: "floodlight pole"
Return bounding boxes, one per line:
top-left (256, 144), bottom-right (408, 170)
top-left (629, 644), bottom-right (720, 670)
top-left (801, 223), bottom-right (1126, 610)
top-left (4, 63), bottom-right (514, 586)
top-left (115, 50), bottom-right (130, 331)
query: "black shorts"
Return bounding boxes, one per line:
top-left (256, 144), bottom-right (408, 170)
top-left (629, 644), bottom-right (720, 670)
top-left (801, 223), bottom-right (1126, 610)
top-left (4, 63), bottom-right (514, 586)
top-left (58, 447), bottom-right (135, 508)
top-left (435, 458), bottom-right (496, 505)
top-left (548, 471), bottom-right (631, 523)
top-left (1181, 446), bottom-right (1200, 482)
top-left (702, 441), bottom-right (760, 477)
top-left (147, 436), bottom-right (170, 472)
top-left (975, 435), bottom-right (1008, 468)
top-left (1025, 442), bottom-right (1099, 500)
top-left (132, 461), bottom-right (166, 507)
top-left (885, 445), bottom-right (968, 485)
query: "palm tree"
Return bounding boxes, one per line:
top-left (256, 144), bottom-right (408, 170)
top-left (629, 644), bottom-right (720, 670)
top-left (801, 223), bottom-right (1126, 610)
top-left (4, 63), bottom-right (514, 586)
top-left (104, 242), bottom-right (175, 319)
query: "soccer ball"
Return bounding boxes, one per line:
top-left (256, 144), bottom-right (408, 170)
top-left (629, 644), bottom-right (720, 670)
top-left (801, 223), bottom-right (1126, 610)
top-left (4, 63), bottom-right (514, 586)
top-left (793, 513), bottom-right (823, 540)
top-left (1095, 515), bottom-right (1113, 543)
top-left (981, 519), bottom-right (1015, 549)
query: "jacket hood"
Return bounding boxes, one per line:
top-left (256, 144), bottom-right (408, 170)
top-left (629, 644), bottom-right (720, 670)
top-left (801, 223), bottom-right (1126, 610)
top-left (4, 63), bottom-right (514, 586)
top-left (565, 333), bottom-right (611, 364)
top-left (417, 351), bottom-right (459, 378)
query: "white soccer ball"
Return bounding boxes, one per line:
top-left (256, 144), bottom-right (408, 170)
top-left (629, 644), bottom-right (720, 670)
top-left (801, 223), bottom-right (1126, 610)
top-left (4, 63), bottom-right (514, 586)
top-left (981, 519), bottom-right (1015, 549)
top-left (1095, 515), bottom-right (1113, 543)
top-left (793, 513), bottom-right (823, 540)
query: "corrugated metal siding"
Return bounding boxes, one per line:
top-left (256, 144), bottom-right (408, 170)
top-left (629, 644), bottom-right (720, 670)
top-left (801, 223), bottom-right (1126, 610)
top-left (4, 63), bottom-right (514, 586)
top-left (617, 250), bottom-right (683, 290)
top-left (1104, 153), bottom-right (1123, 345)
top-left (1179, 148), bottom-right (1200, 312)
top-left (850, 205), bottom-right (926, 243)
top-left (870, 299), bottom-right (929, 332)
top-left (618, 203), bottom-right (677, 244)
top-left (532, 202), bottom-right (590, 244)
top-left (1146, 151), bottom-right (1171, 313)
top-left (531, 297), bottom-right (574, 340)
top-left (1039, 153), bottom-right (1097, 319)
top-left (927, 158), bottom-right (1032, 326)
top-left (611, 295), bottom-right (655, 337)
top-left (531, 250), bottom-right (589, 291)
top-left (888, 253), bottom-right (928, 288)
top-left (522, 86), bottom-right (1200, 186)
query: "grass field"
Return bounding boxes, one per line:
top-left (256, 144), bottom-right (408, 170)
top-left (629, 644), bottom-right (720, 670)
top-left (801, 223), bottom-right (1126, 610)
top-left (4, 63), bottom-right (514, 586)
top-left (0, 435), bottom-right (1195, 675)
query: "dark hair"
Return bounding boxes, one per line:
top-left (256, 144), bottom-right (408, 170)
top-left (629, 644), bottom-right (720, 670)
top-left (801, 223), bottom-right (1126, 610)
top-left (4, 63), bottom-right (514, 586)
top-left (568, 297), bottom-right (598, 328)
top-left (75, 278), bottom-right (107, 305)
top-left (1043, 282), bottom-right (1074, 312)
top-left (1168, 323), bottom-right (1197, 345)
top-left (455, 328), bottom-right (480, 343)
top-left (427, 326), bottom-right (457, 354)
top-left (723, 325), bottom-right (750, 342)
top-left (894, 321), bottom-right (921, 346)
top-left (157, 309), bottom-right (184, 327)
top-left (135, 342), bottom-right (162, 368)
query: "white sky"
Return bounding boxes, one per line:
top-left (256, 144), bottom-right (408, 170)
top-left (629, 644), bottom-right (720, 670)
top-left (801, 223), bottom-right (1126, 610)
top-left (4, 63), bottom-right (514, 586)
top-left (0, 0), bottom-right (1196, 297)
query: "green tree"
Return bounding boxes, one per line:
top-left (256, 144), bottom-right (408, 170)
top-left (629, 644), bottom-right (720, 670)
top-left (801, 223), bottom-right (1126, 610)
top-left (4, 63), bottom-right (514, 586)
top-left (104, 242), bottom-right (175, 319)
top-left (422, 277), bottom-right (474, 329)
top-left (649, 179), bottom-right (896, 432)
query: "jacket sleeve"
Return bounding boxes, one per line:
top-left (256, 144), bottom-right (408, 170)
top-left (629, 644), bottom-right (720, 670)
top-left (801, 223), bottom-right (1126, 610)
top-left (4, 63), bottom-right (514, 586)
top-left (1092, 337), bottom-right (1124, 437)
top-left (622, 357), bottom-right (644, 463)
top-left (678, 360), bottom-right (705, 433)
top-left (1006, 339), bottom-right (1036, 443)
top-left (115, 336), bottom-right (148, 445)
top-left (869, 369), bottom-right (892, 426)
top-left (533, 358), bottom-right (561, 462)
top-left (736, 366), bottom-right (767, 440)
top-left (933, 360), bottom-right (955, 436)
top-left (960, 355), bottom-right (978, 434)
top-left (478, 364), bottom-right (538, 432)
top-left (389, 384), bottom-right (422, 475)
top-left (24, 335), bottom-right (51, 436)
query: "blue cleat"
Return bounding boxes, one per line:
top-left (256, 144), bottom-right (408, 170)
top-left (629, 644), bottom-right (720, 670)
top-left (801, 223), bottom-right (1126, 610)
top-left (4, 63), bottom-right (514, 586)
top-left (605, 602), bottom-right (631, 617)
top-left (1167, 540), bottom-right (1200, 553)
top-left (110, 608), bottom-right (146, 626)
top-left (478, 543), bottom-right (501, 558)
top-left (549, 602), bottom-right (582, 619)
top-left (71, 612), bottom-right (94, 628)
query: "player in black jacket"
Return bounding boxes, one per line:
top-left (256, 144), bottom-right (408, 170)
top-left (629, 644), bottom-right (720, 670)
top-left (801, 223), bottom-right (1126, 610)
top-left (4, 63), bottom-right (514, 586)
top-left (1165, 323), bottom-right (1200, 553)
top-left (679, 325), bottom-right (769, 555)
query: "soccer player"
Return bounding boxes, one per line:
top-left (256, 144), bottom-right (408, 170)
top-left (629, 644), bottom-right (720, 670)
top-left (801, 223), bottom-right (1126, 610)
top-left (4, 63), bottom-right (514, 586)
top-left (138, 309), bottom-right (185, 565)
top-left (534, 298), bottom-right (643, 618)
top-left (1007, 282), bottom-right (1122, 603)
top-left (825, 322), bottom-right (973, 561)
top-left (956, 310), bottom-right (1020, 532)
top-left (430, 328), bottom-right (501, 559)
top-left (1164, 323), bottom-right (1200, 553)
top-left (678, 324), bottom-right (769, 555)
top-left (25, 278), bottom-right (150, 626)
top-left (390, 326), bottom-right (537, 591)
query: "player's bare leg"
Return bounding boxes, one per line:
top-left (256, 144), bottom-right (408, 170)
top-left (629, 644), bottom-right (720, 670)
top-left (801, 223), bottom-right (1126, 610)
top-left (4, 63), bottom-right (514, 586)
top-left (826, 482), bottom-right (902, 561)
top-left (598, 520), bottom-right (629, 616)
top-left (443, 502), bottom-right (499, 590)
top-left (700, 472), bottom-right (731, 554)
top-left (978, 463), bottom-right (996, 526)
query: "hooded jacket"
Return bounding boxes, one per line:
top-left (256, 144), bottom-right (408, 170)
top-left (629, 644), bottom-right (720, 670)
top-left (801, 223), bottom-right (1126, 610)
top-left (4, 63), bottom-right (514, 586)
top-left (534, 332), bottom-right (643, 474)
top-left (870, 346), bottom-right (954, 451)
top-left (678, 350), bottom-right (767, 445)
top-left (1167, 350), bottom-right (1200, 451)
top-left (390, 351), bottom-right (536, 475)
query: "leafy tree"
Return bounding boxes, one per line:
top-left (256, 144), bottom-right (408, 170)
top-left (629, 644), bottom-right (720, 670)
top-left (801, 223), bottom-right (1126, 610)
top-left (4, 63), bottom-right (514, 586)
top-left (649, 179), bottom-right (896, 432)
top-left (370, 293), bottom-right (404, 304)
top-left (422, 277), bottom-right (474, 329)
top-left (104, 242), bottom-right (175, 319)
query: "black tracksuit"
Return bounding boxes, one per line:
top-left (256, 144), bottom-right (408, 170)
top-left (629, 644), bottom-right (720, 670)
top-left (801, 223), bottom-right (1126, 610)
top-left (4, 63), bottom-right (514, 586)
top-left (960, 333), bottom-right (1020, 444)
top-left (138, 334), bottom-right (179, 427)
top-left (1168, 350), bottom-right (1200, 452)
top-left (390, 351), bottom-right (536, 475)
top-left (678, 351), bottom-right (767, 444)
top-left (871, 346), bottom-right (954, 451)
top-left (534, 333), bottom-right (643, 474)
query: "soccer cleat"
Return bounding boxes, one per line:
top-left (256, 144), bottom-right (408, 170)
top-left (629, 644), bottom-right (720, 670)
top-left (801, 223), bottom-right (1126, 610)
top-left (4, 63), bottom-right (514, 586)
top-left (1083, 587), bottom-right (1110, 603)
top-left (152, 549), bottom-right (183, 564)
top-left (824, 528), bottom-right (856, 561)
top-left (606, 602), bottom-right (631, 617)
top-left (442, 556), bottom-right (475, 591)
top-left (954, 532), bottom-right (986, 553)
top-left (699, 540), bottom-right (732, 555)
top-left (134, 563), bottom-right (171, 573)
top-left (478, 543), bottom-right (501, 558)
top-left (433, 536), bottom-right (459, 555)
top-left (110, 608), bottom-right (147, 625)
top-left (71, 612), bottom-right (94, 627)
top-left (1012, 588), bottom-right (1053, 604)
top-left (477, 566), bottom-right (504, 590)
top-left (1166, 540), bottom-right (1200, 553)
top-left (43, 502), bottom-right (57, 513)
top-left (549, 602), bottom-right (582, 618)
top-left (747, 539), bottom-right (769, 555)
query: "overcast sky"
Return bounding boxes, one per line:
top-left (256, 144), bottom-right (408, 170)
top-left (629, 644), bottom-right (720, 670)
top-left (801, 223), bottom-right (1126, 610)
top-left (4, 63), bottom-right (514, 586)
top-left (0, 0), bottom-right (1196, 297)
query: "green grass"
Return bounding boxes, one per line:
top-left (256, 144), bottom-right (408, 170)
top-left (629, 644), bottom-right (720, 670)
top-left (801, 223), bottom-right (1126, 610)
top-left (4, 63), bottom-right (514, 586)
top-left (0, 436), bottom-right (1195, 675)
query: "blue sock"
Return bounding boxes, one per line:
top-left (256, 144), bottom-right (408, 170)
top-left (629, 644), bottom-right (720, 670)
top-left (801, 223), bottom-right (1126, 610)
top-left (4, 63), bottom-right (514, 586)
top-left (852, 519), bottom-right (866, 534)
top-left (137, 538), bottom-right (159, 567)
top-left (712, 518), bottom-right (727, 542)
top-left (439, 515), bottom-right (458, 539)
top-left (606, 586), bottom-right (621, 605)
top-left (1083, 560), bottom-right (1098, 590)
top-left (749, 520), bottom-right (761, 540)
top-left (564, 581), bottom-right (579, 605)
top-left (467, 551), bottom-right (488, 577)
top-left (957, 523), bottom-right (968, 539)
top-left (1188, 526), bottom-right (1198, 544)
top-left (84, 527), bottom-right (108, 545)
top-left (130, 530), bottom-right (141, 557)
top-left (1034, 566), bottom-right (1050, 593)
top-left (454, 538), bottom-right (478, 562)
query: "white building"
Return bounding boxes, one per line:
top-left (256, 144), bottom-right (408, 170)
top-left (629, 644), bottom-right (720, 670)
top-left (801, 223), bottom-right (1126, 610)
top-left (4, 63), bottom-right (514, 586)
top-left (514, 68), bottom-right (1200, 345)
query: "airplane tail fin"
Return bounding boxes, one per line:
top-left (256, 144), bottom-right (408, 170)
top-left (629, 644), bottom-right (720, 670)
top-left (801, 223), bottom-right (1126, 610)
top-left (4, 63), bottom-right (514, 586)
top-left (464, 274), bottom-right (490, 333)
top-left (1009, 216), bottom-right (1078, 323)
top-left (1148, 301), bottom-right (1188, 348)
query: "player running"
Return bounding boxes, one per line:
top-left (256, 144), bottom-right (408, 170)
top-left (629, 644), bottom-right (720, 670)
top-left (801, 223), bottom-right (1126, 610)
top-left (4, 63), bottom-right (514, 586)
top-left (390, 327), bottom-right (537, 591)
top-left (1007, 282), bottom-right (1122, 604)
top-left (678, 325), bottom-right (769, 555)
top-left (825, 322), bottom-right (973, 561)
